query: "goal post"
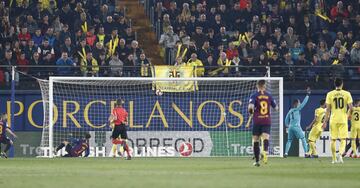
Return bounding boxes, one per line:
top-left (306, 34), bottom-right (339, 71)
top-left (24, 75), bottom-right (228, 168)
top-left (38, 77), bottom-right (283, 158)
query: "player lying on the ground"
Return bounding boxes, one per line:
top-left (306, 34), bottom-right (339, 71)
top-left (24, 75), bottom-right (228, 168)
top-left (248, 80), bottom-right (278, 167)
top-left (284, 88), bottom-right (311, 158)
top-left (323, 78), bottom-right (353, 164)
top-left (306, 99), bottom-right (326, 158)
top-left (0, 113), bottom-right (17, 158)
top-left (109, 98), bottom-right (131, 160)
top-left (348, 99), bottom-right (360, 158)
top-left (54, 133), bottom-right (91, 157)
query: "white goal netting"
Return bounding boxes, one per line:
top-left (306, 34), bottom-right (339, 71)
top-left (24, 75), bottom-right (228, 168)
top-left (38, 77), bottom-right (283, 157)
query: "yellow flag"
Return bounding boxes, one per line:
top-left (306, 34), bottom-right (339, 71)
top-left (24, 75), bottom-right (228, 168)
top-left (152, 65), bottom-right (196, 92)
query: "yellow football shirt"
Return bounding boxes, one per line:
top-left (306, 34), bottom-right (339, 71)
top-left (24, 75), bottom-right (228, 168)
top-left (351, 107), bottom-right (360, 128)
top-left (313, 107), bottom-right (326, 129)
top-left (325, 89), bottom-right (353, 124)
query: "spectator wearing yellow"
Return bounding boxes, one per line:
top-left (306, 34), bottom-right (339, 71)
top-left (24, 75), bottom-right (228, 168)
top-left (332, 53), bottom-right (349, 65)
top-left (96, 27), bottom-right (106, 46)
top-left (217, 52), bottom-right (231, 74)
top-left (209, 52), bottom-right (231, 76)
top-left (105, 28), bottom-right (119, 59)
top-left (14, 0), bottom-right (29, 8)
top-left (36, 0), bottom-right (57, 10)
top-left (175, 41), bottom-right (188, 62)
top-left (79, 12), bottom-right (88, 33)
top-left (80, 52), bottom-right (99, 77)
top-left (330, 40), bottom-right (348, 59)
top-left (175, 57), bottom-right (185, 66)
top-left (187, 53), bottom-right (204, 77)
top-left (76, 38), bottom-right (91, 64)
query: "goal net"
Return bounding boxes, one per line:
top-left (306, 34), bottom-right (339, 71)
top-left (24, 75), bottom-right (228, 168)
top-left (38, 77), bottom-right (283, 158)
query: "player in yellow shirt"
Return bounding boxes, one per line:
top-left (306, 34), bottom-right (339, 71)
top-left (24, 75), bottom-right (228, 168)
top-left (322, 78), bottom-right (353, 164)
top-left (349, 99), bottom-right (360, 158)
top-left (306, 99), bottom-right (326, 158)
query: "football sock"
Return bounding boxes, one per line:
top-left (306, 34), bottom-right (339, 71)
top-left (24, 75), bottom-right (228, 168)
top-left (331, 140), bottom-right (336, 161)
top-left (263, 139), bottom-right (269, 152)
top-left (301, 138), bottom-right (308, 153)
top-left (344, 142), bottom-right (351, 154)
top-left (253, 141), bottom-right (260, 162)
top-left (56, 143), bottom-right (65, 152)
top-left (119, 145), bottom-right (124, 153)
top-left (285, 139), bottom-right (292, 154)
top-left (111, 144), bottom-right (117, 155)
top-left (339, 139), bottom-right (346, 155)
top-left (124, 143), bottom-right (130, 156)
top-left (352, 140), bottom-right (357, 155)
top-left (4, 143), bottom-right (11, 153)
top-left (309, 141), bottom-right (316, 155)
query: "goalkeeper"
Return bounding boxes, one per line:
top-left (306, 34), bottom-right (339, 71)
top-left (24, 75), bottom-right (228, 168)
top-left (284, 88), bottom-right (311, 157)
top-left (109, 98), bottom-right (131, 160)
top-left (55, 133), bottom-right (91, 157)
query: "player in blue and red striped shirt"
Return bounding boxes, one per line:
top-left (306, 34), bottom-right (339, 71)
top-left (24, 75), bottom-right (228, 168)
top-left (55, 133), bottom-right (91, 157)
top-left (248, 80), bottom-right (278, 167)
top-left (0, 113), bottom-right (17, 158)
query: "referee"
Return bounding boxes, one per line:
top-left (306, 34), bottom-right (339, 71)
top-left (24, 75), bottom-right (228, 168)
top-left (109, 98), bottom-right (131, 159)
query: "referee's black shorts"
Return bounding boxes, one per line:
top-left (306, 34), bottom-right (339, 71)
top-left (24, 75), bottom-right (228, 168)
top-left (111, 124), bottom-right (127, 139)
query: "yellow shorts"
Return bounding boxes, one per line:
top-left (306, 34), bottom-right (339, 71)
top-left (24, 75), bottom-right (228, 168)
top-left (330, 123), bottom-right (348, 139)
top-left (350, 126), bottom-right (360, 139)
top-left (308, 127), bottom-right (322, 142)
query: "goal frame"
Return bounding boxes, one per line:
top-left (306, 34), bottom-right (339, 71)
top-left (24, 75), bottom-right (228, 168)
top-left (47, 77), bottom-right (284, 158)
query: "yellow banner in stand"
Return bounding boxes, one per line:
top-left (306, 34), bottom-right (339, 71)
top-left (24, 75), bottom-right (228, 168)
top-left (152, 65), bottom-right (197, 92)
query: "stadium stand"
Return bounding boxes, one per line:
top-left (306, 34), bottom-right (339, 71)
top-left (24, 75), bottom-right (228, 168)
top-left (0, 0), bottom-right (359, 90)
top-left (0, 0), bottom-right (149, 82)
top-left (148, 0), bottom-right (360, 89)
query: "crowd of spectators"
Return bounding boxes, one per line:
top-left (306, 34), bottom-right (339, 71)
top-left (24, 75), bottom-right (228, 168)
top-left (0, 0), bottom-right (151, 85)
top-left (155, 0), bottom-right (360, 80)
top-left (1, 0), bottom-right (360, 87)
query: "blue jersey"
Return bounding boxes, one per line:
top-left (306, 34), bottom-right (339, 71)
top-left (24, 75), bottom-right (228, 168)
top-left (249, 91), bottom-right (277, 125)
top-left (70, 138), bottom-right (90, 157)
top-left (285, 95), bottom-right (309, 128)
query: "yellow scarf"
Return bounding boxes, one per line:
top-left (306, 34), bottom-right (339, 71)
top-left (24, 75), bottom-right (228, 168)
top-left (82, 47), bottom-right (86, 60)
top-left (141, 62), bottom-right (149, 77)
top-left (222, 59), bottom-right (231, 66)
top-left (77, 47), bottom-right (87, 62)
top-left (97, 34), bottom-right (105, 45)
top-left (266, 50), bottom-right (274, 58)
top-left (315, 12), bottom-right (332, 23)
top-left (108, 36), bottom-right (119, 58)
top-left (81, 21), bottom-right (88, 33)
top-left (239, 32), bottom-right (251, 44)
top-left (176, 44), bottom-right (188, 60)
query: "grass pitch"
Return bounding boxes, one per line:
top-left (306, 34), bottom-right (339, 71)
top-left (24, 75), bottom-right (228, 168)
top-left (0, 157), bottom-right (359, 188)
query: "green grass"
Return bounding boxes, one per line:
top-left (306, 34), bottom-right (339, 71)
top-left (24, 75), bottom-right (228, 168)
top-left (0, 157), bottom-right (359, 188)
